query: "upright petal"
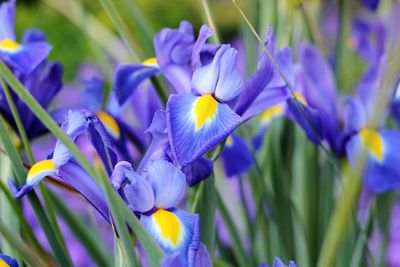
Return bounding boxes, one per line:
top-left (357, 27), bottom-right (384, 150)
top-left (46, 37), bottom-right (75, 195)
top-left (191, 45), bottom-right (229, 96)
top-left (147, 160), bottom-right (186, 209)
top-left (191, 25), bottom-right (214, 70)
top-left (124, 171), bottom-right (155, 213)
top-left (0, 0), bottom-right (15, 40)
top-left (213, 47), bottom-right (244, 102)
top-left (167, 93), bottom-right (241, 165)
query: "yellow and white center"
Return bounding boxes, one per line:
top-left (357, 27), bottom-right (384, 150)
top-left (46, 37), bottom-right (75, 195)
top-left (359, 128), bottom-right (384, 161)
top-left (193, 94), bottom-right (218, 130)
top-left (143, 57), bottom-right (159, 67)
top-left (153, 209), bottom-right (182, 247)
top-left (261, 105), bottom-right (284, 125)
top-left (0, 38), bottom-right (21, 53)
top-left (97, 111), bottom-right (121, 139)
top-left (27, 160), bottom-right (57, 186)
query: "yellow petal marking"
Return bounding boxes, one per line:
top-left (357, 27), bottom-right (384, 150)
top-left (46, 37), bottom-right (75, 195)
top-left (359, 128), bottom-right (384, 161)
top-left (97, 111), bottom-right (120, 139)
top-left (0, 258), bottom-right (10, 267)
top-left (142, 57), bottom-right (158, 67)
top-left (293, 92), bottom-right (307, 105)
top-left (261, 105), bottom-right (284, 124)
top-left (0, 38), bottom-right (21, 51)
top-left (153, 209), bottom-right (182, 247)
top-left (193, 94), bottom-right (218, 130)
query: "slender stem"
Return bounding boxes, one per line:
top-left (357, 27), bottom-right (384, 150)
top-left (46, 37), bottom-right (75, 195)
top-left (300, 0), bottom-right (326, 55)
top-left (198, 0), bottom-right (221, 44)
top-left (97, 0), bottom-right (141, 62)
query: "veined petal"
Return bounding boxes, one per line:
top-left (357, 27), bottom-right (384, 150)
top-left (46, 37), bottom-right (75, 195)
top-left (147, 160), bottom-right (186, 209)
top-left (213, 47), bottom-right (244, 102)
top-left (346, 129), bottom-right (400, 193)
top-left (0, 0), bottom-right (16, 40)
top-left (221, 134), bottom-right (253, 177)
top-left (191, 45), bottom-right (229, 96)
top-left (141, 208), bottom-right (199, 263)
top-left (113, 64), bottom-right (159, 106)
top-left (0, 253), bottom-right (19, 267)
top-left (167, 93), bottom-right (241, 165)
top-left (161, 253), bottom-right (185, 267)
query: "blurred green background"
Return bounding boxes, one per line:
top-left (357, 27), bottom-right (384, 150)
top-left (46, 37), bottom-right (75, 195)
top-left (11, 0), bottom-right (240, 81)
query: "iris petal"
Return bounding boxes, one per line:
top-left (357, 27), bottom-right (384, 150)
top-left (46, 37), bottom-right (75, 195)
top-left (167, 93), bottom-right (241, 165)
top-left (147, 160), bottom-right (186, 209)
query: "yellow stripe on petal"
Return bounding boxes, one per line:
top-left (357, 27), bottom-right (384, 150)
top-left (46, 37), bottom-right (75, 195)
top-left (293, 92), bottom-right (307, 105)
top-left (360, 128), bottom-right (384, 161)
top-left (226, 135), bottom-right (234, 147)
top-left (153, 209), bottom-right (182, 247)
top-left (0, 38), bottom-right (21, 52)
top-left (27, 160), bottom-right (56, 185)
top-left (193, 94), bottom-right (218, 130)
top-left (143, 57), bottom-right (158, 67)
top-left (261, 105), bottom-right (284, 125)
top-left (97, 111), bottom-right (121, 139)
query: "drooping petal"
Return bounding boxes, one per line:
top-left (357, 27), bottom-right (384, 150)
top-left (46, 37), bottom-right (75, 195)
top-left (113, 64), bottom-right (159, 106)
top-left (81, 77), bottom-right (103, 112)
top-left (141, 208), bottom-right (199, 264)
top-left (167, 93), bottom-right (241, 165)
top-left (286, 97), bottom-right (324, 145)
top-left (0, 0), bottom-right (15, 40)
top-left (221, 134), bottom-right (253, 177)
top-left (234, 53), bottom-right (274, 116)
top-left (8, 159), bottom-right (57, 198)
top-left (57, 161), bottom-right (110, 223)
top-left (147, 160), bottom-right (186, 209)
top-left (241, 87), bottom-right (289, 121)
top-left (346, 129), bottom-right (400, 193)
top-left (181, 157), bottom-right (213, 186)
top-left (0, 252), bottom-right (19, 267)
top-left (0, 41), bottom-right (51, 73)
top-left (124, 171), bottom-right (155, 213)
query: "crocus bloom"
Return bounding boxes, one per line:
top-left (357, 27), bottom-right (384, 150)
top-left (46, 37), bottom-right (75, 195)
top-left (0, 253), bottom-right (18, 267)
top-left (111, 160), bottom-right (201, 266)
top-left (0, 0), bottom-right (51, 73)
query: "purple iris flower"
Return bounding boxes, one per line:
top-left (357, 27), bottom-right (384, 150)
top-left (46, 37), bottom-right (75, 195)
top-left (0, 0), bottom-right (51, 74)
top-left (8, 110), bottom-right (115, 222)
top-left (114, 21), bottom-right (217, 106)
top-left (220, 134), bottom-right (253, 178)
top-left (0, 253), bottom-right (18, 267)
top-left (111, 160), bottom-right (204, 267)
top-left (344, 65), bottom-right (400, 192)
